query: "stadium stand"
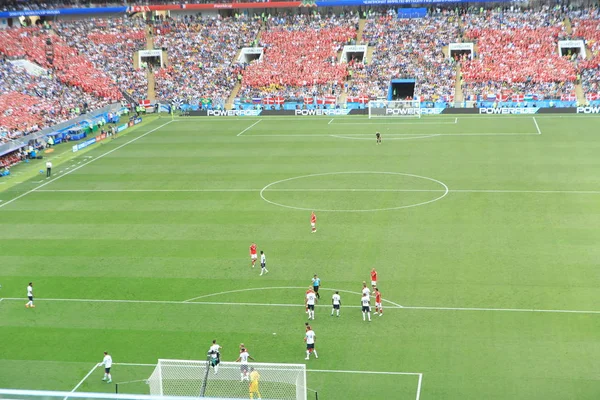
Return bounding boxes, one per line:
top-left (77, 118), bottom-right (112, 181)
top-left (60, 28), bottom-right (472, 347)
top-left (461, 8), bottom-right (577, 105)
top-left (53, 18), bottom-right (148, 102)
top-left (570, 9), bottom-right (600, 103)
top-left (0, 59), bottom-right (108, 142)
top-left (154, 15), bottom-right (260, 108)
top-left (356, 11), bottom-right (460, 104)
top-left (238, 14), bottom-right (358, 103)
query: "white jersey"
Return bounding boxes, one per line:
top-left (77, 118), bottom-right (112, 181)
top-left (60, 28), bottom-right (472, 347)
top-left (260, 253), bottom-right (266, 264)
top-left (27, 285), bottom-right (33, 297)
top-left (332, 294), bottom-right (341, 305)
top-left (361, 295), bottom-right (370, 307)
top-left (102, 355), bottom-right (113, 368)
top-left (209, 344), bottom-right (220, 358)
top-left (305, 330), bottom-right (315, 345)
top-left (362, 287), bottom-right (371, 296)
top-left (239, 351), bottom-right (250, 364)
top-left (306, 292), bottom-right (316, 305)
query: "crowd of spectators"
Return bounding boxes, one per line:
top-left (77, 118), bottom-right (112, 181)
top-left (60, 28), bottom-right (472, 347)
top-left (570, 8), bottom-right (600, 100)
top-left (1, 0), bottom-right (275, 11)
top-left (0, 59), bottom-right (107, 144)
top-left (54, 17), bottom-right (148, 101)
top-left (461, 8), bottom-right (576, 101)
top-left (154, 15), bottom-right (260, 107)
top-left (239, 13), bottom-right (358, 100)
top-left (0, 26), bottom-right (123, 100)
top-left (354, 10), bottom-right (460, 102)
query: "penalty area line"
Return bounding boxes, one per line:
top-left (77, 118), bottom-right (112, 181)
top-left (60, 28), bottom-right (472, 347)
top-left (66, 363), bottom-right (100, 397)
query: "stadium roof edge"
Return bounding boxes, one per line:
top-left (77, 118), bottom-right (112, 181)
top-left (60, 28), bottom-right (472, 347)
top-left (0, 0), bottom-right (516, 18)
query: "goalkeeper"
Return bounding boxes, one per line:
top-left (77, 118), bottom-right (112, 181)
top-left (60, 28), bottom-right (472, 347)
top-left (207, 340), bottom-right (222, 374)
top-left (249, 367), bottom-right (262, 400)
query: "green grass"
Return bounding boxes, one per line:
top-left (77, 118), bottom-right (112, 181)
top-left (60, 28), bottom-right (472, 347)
top-left (1, 114), bottom-right (600, 399)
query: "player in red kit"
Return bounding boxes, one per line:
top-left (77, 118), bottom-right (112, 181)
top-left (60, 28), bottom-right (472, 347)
top-left (310, 212), bottom-right (317, 233)
top-left (374, 288), bottom-right (383, 316)
top-left (371, 268), bottom-right (377, 288)
top-left (249, 243), bottom-right (257, 268)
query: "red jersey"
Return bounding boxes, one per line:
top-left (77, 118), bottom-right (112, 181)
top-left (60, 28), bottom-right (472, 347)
top-left (311, 213), bottom-right (316, 223)
top-left (371, 270), bottom-right (377, 281)
top-left (250, 244), bottom-right (257, 255)
top-left (375, 291), bottom-right (382, 303)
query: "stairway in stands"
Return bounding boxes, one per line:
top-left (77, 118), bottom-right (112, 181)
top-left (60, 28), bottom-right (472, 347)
top-left (225, 21), bottom-right (264, 110)
top-left (563, 16), bottom-right (587, 105)
top-left (454, 65), bottom-right (464, 105)
top-left (145, 24), bottom-right (156, 101)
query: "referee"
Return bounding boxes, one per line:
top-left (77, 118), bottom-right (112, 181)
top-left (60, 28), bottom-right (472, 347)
top-left (312, 274), bottom-right (321, 299)
top-left (46, 160), bottom-right (52, 178)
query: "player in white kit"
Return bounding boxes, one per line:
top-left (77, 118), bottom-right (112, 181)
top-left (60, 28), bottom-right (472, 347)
top-left (306, 290), bottom-right (317, 320)
top-left (304, 328), bottom-right (318, 360)
top-left (25, 282), bottom-right (34, 308)
top-left (101, 352), bottom-right (113, 383)
top-left (236, 348), bottom-right (255, 381)
top-left (361, 293), bottom-right (371, 322)
top-left (331, 291), bottom-right (341, 317)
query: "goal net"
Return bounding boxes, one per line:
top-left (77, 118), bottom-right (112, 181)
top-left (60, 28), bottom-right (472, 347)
top-left (147, 359), bottom-right (307, 400)
top-left (368, 100), bottom-right (422, 119)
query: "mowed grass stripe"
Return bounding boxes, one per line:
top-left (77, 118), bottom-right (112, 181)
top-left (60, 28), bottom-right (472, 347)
top-left (1, 116), bottom-right (600, 399)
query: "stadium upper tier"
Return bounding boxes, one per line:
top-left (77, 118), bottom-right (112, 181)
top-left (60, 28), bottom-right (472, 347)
top-left (0, 8), bottom-right (599, 140)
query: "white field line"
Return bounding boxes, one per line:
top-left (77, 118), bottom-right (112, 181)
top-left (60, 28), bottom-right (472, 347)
top-left (331, 134), bottom-right (441, 141)
top-left (3, 297), bottom-right (600, 315)
top-left (0, 120), bottom-right (174, 210)
top-left (416, 373), bottom-right (423, 400)
top-left (33, 188), bottom-right (600, 195)
top-left (237, 119), bottom-right (261, 136)
top-left (66, 363), bottom-right (100, 397)
top-left (533, 116), bottom-right (542, 135)
top-left (183, 286), bottom-right (404, 308)
top-left (330, 120), bottom-right (457, 125)
top-left (243, 132), bottom-right (538, 137)
top-left (173, 115), bottom-right (600, 122)
top-left (328, 118), bottom-right (333, 125)
top-left (455, 117), bottom-right (458, 124)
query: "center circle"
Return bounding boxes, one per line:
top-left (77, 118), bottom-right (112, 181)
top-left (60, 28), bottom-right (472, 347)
top-left (259, 172), bottom-right (449, 212)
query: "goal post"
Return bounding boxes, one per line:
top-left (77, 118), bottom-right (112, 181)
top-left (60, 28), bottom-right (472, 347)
top-left (368, 100), bottom-right (422, 119)
top-left (148, 359), bottom-right (307, 400)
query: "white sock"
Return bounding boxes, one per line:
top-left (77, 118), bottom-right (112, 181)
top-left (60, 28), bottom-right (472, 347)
top-left (306, 350), bottom-right (310, 358)
top-left (337, 310), bottom-right (340, 316)
top-left (362, 312), bottom-right (365, 321)
top-left (368, 313), bottom-right (371, 321)
top-left (313, 350), bottom-right (318, 358)
top-left (108, 374), bottom-right (111, 380)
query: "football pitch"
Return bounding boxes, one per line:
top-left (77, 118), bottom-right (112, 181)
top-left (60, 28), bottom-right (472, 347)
top-left (1, 114), bottom-right (600, 400)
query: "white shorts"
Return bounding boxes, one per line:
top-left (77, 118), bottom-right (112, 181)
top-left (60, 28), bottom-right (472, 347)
top-left (311, 222), bottom-right (315, 228)
top-left (376, 302), bottom-right (382, 308)
top-left (251, 254), bottom-right (257, 260)
top-left (371, 281), bottom-right (377, 287)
